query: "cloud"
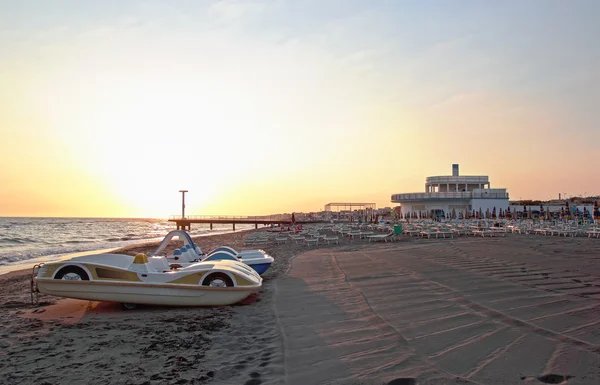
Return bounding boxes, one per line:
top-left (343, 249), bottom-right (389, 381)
top-left (206, 0), bottom-right (269, 26)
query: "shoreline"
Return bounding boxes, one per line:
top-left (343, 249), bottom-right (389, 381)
top-left (0, 227), bottom-right (257, 277)
top-left (0, 227), bottom-right (319, 384)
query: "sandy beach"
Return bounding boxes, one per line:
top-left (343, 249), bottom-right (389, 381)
top-left (1, 230), bottom-right (600, 384)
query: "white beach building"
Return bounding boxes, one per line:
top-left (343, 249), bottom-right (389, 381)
top-left (391, 164), bottom-right (509, 218)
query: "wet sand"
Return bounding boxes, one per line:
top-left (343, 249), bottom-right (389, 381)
top-left (1, 231), bottom-right (600, 384)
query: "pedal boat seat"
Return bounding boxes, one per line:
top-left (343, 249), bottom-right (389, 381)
top-left (129, 253), bottom-right (169, 273)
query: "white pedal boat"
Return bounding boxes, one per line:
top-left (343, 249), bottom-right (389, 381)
top-left (35, 252), bottom-right (262, 307)
top-left (152, 230), bottom-right (274, 275)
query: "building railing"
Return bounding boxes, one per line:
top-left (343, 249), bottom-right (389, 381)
top-left (392, 191), bottom-right (509, 201)
top-left (426, 176), bottom-right (489, 184)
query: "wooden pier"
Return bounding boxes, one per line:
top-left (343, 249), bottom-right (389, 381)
top-left (168, 215), bottom-right (323, 231)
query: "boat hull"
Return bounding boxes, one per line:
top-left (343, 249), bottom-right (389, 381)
top-left (237, 250), bottom-right (274, 275)
top-left (247, 262), bottom-right (272, 275)
top-left (37, 279), bottom-right (256, 306)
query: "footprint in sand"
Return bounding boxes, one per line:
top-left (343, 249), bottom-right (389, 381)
top-left (244, 372), bottom-right (262, 385)
top-left (386, 378), bottom-right (416, 385)
top-left (520, 374), bottom-right (574, 384)
top-left (537, 374), bottom-right (574, 384)
top-left (259, 351), bottom-right (272, 367)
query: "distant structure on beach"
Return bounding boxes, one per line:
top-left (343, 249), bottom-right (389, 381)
top-left (324, 202), bottom-right (377, 222)
top-left (391, 164), bottom-right (509, 218)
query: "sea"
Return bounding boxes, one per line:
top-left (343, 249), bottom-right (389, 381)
top-left (0, 217), bottom-right (255, 274)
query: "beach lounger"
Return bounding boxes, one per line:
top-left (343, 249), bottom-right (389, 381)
top-left (324, 236), bottom-right (339, 244)
top-left (305, 238), bottom-right (319, 247)
top-left (559, 229), bottom-right (577, 237)
top-left (587, 229), bottom-right (600, 238)
top-left (253, 236), bottom-right (270, 245)
top-left (436, 230), bottom-right (454, 238)
top-left (367, 232), bottom-right (393, 242)
top-left (346, 230), bottom-right (362, 239)
top-left (292, 236), bottom-right (305, 245)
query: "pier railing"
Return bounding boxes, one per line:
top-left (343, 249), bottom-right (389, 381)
top-left (169, 214), bottom-right (299, 221)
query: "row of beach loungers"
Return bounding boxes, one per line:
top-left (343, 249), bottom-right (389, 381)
top-left (244, 221), bottom-right (600, 246)
top-left (403, 225), bottom-right (600, 238)
top-left (506, 223), bottom-right (600, 238)
top-left (244, 225), bottom-right (401, 247)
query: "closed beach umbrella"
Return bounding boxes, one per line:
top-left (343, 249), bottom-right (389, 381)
top-left (291, 212), bottom-right (296, 224)
top-left (492, 207), bottom-right (496, 219)
top-left (594, 201), bottom-right (600, 221)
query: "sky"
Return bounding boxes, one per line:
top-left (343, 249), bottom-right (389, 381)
top-left (1, 0), bottom-right (599, 218)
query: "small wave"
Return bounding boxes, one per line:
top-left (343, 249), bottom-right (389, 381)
top-left (0, 236), bottom-right (33, 245)
top-left (0, 218), bottom-right (253, 268)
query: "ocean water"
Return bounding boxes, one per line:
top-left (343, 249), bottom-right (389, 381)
top-left (0, 217), bottom-right (254, 270)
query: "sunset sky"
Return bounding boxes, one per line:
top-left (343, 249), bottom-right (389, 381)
top-left (1, 0), bottom-right (599, 218)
